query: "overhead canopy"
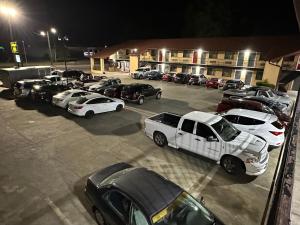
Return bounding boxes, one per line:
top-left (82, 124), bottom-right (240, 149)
top-left (93, 36), bottom-right (300, 61)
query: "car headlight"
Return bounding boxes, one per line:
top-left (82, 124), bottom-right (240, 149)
top-left (33, 85), bottom-right (41, 90)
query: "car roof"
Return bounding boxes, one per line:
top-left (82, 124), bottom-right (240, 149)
top-left (110, 167), bottom-right (182, 218)
top-left (45, 75), bottom-right (59, 78)
top-left (223, 97), bottom-right (262, 106)
top-left (183, 111), bottom-right (222, 125)
top-left (80, 93), bottom-right (106, 100)
top-left (225, 109), bottom-right (276, 122)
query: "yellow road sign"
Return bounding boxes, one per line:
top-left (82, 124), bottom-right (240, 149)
top-left (10, 42), bottom-right (18, 54)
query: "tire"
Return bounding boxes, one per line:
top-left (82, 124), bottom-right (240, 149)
top-left (153, 132), bottom-right (167, 147)
top-left (139, 75), bottom-right (143, 79)
top-left (85, 110), bottom-right (94, 119)
top-left (94, 208), bottom-right (105, 225)
top-left (116, 104), bottom-right (123, 112)
top-left (138, 97), bottom-right (144, 105)
top-left (221, 155), bottom-right (245, 175)
top-left (156, 92), bottom-right (161, 99)
top-left (67, 83), bottom-right (73, 89)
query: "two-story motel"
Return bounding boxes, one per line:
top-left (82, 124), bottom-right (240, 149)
top-left (90, 36), bottom-right (300, 89)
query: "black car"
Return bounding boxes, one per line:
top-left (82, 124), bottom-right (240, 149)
top-left (85, 163), bottom-right (225, 225)
top-left (31, 83), bottom-right (69, 102)
top-left (121, 83), bottom-right (162, 105)
top-left (222, 79), bottom-right (244, 91)
top-left (14, 79), bottom-right (50, 98)
top-left (146, 71), bottom-right (163, 80)
top-left (173, 73), bottom-right (190, 84)
top-left (88, 78), bottom-right (122, 94)
top-left (103, 84), bottom-right (126, 98)
top-left (62, 70), bottom-right (85, 80)
top-left (188, 74), bottom-right (207, 85)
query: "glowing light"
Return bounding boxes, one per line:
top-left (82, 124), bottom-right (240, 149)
top-left (0, 5), bottom-right (17, 17)
top-left (197, 48), bottom-right (203, 55)
top-left (133, 48), bottom-right (138, 52)
top-left (244, 49), bottom-right (251, 57)
top-left (161, 48), bottom-right (166, 55)
top-left (50, 28), bottom-right (57, 34)
top-left (40, 31), bottom-right (46, 36)
top-left (241, 69), bottom-right (247, 76)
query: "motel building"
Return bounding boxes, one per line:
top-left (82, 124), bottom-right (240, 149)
top-left (90, 36), bottom-right (300, 90)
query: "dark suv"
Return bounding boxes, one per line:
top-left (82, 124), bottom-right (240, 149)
top-left (121, 83), bottom-right (162, 104)
top-left (31, 83), bottom-right (69, 102)
top-left (173, 73), bottom-right (190, 84)
top-left (223, 79), bottom-right (244, 91)
top-left (14, 79), bottom-right (50, 98)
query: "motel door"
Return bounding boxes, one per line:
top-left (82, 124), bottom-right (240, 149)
top-left (237, 52), bottom-right (244, 66)
top-left (235, 70), bottom-right (241, 79)
top-left (248, 53), bottom-right (256, 67)
top-left (245, 71), bottom-right (252, 85)
top-left (165, 51), bottom-right (170, 62)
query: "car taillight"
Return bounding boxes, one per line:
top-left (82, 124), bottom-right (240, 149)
top-left (269, 131), bottom-right (283, 136)
top-left (74, 105), bottom-right (83, 109)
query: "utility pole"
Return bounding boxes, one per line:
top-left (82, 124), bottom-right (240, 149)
top-left (22, 40), bottom-right (28, 65)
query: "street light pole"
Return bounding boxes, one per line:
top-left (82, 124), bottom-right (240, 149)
top-left (8, 16), bottom-right (13, 41)
top-left (22, 40), bottom-right (28, 65)
top-left (46, 31), bottom-right (53, 65)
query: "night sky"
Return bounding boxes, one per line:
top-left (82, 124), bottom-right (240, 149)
top-left (0, 0), bottom-right (299, 49)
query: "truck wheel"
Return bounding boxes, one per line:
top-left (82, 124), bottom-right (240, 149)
top-left (156, 92), bottom-right (161, 99)
top-left (138, 97), bottom-right (144, 105)
top-left (153, 132), bottom-right (167, 147)
top-left (85, 110), bottom-right (94, 119)
top-left (94, 208), bottom-right (105, 225)
top-left (116, 104), bottom-right (123, 112)
top-left (221, 155), bottom-right (245, 175)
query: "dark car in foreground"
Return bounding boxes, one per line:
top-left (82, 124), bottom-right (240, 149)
top-left (121, 83), bottom-right (161, 105)
top-left (85, 163), bottom-right (225, 225)
top-left (222, 79), bottom-right (244, 91)
top-left (173, 73), bottom-right (190, 84)
top-left (31, 83), bottom-right (69, 102)
top-left (206, 78), bottom-right (225, 89)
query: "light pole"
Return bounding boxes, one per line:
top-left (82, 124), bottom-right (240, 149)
top-left (22, 40), bottom-right (28, 65)
top-left (40, 28), bottom-right (57, 66)
top-left (58, 35), bottom-right (69, 71)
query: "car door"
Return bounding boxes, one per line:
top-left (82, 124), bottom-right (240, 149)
top-left (85, 98), bottom-right (101, 113)
top-left (102, 190), bottom-right (131, 225)
top-left (96, 97), bottom-right (115, 113)
top-left (176, 119), bottom-right (196, 151)
top-left (146, 85), bottom-right (155, 97)
top-left (193, 122), bottom-right (221, 160)
top-left (130, 204), bottom-right (151, 225)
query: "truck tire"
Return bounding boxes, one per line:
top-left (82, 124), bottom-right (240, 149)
top-left (156, 92), bottom-right (161, 99)
top-left (85, 110), bottom-right (94, 119)
top-left (153, 132), bottom-right (167, 147)
top-left (220, 155), bottom-right (245, 175)
top-left (116, 104), bottom-right (123, 112)
top-left (138, 97), bottom-right (144, 105)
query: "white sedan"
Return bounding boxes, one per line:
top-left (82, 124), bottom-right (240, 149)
top-left (222, 108), bottom-right (285, 148)
top-left (52, 89), bottom-right (94, 109)
top-left (68, 95), bottom-right (125, 118)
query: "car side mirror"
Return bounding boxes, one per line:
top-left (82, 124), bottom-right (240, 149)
top-left (199, 196), bottom-right (205, 205)
top-left (207, 136), bottom-right (218, 142)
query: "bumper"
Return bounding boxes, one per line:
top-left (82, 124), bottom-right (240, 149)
top-left (52, 100), bottom-right (66, 108)
top-left (67, 108), bottom-right (85, 116)
top-left (245, 152), bottom-right (269, 176)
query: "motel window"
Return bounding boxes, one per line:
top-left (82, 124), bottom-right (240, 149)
top-left (183, 50), bottom-right (192, 58)
top-left (170, 65), bottom-right (177, 72)
top-left (209, 51), bottom-right (218, 59)
top-left (150, 49), bottom-right (157, 56)
top-left (224, 52), bottom-right (234, 60)
top-left (222, 68), bottom-right (232, 77)
top-left (207, 68), bottom-right (216, 76)
top-left (255, 71), bottom-right (263, 80)
top-left (171, 51), bottom-right (178, 57)
top-left (182, 65), bottom-right (189, 73)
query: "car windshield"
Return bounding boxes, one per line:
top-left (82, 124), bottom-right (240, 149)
top-left (61, 91), bottom-right (73, 96)
top-left (266, 90), bottom-right (274, 97)
top-left (152, 192), bottom-right (215, 225)
top-left (76, 97), bottom-right (88, 104)
top-left (211, 118), bottom-right (240, 142)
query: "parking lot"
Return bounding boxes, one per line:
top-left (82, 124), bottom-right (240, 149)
top-left (0, 72), bottom-right (281, 225)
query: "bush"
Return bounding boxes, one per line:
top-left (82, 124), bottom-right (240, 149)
top-left (256, 79), bottom-right (275, 89)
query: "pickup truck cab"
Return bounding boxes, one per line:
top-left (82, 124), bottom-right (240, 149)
top-left (145, 111), bottom-right (269, 176)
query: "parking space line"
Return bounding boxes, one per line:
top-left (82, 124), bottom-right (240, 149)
top-left (125, 106), bottom-right (156, 117)
top-left (188, 166), bottom-right (219, 198)
top-left (45, 197), bottom-right (74, 225)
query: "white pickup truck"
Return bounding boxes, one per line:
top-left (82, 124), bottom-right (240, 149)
top-left (145, 111), bottom-right (269, 176)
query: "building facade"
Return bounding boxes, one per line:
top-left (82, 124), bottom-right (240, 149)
top-left (90, 37), bottom-right (300, 88)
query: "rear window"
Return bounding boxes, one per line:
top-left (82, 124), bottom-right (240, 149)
top-left (76, 97), bottom-right (88, 104)
top-left (272, 121), bottom-right (283, 129)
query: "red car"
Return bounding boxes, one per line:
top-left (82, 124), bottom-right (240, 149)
top-left (162, 72), bottom-right (176, 82)
top-left (206, 78), bottom-right (225, 89)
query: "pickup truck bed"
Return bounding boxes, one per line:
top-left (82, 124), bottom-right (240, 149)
top-left (148, 113), bottom-right (181, 128)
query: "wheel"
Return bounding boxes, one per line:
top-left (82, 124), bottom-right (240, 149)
top-left (156, 92), bottom-right (161, 99)
top-left (85, 110), bottom-right (94, 119)
top-left (65, 103), bottom-right (69, 110)
top-left (94, 208), bottom-right (105, 225)
top-left (116, 104), bottom-right (123, 112)
top-left (153, 132), bottom-right (167, 147)
top-left (138, 97), bottom-right (144, 105)
top-left (67, 83), bottom-right (73, 89)
top-left (221, 156), bottom-right (245, 175)
top-left (139, 75), bottom-right (143, 79)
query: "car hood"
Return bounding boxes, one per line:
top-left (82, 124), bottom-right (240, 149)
top-left (89, 83), bottom-right (104, 89)
top-left (272, 95), bottom-right (292, 105)
top-left (228, 131), bottom-right (266, 155)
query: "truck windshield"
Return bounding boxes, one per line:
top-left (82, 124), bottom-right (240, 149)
top-left (152, 192), bottom-right (215, 225)
top-left (211, 118), bottom-right (240, 141)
